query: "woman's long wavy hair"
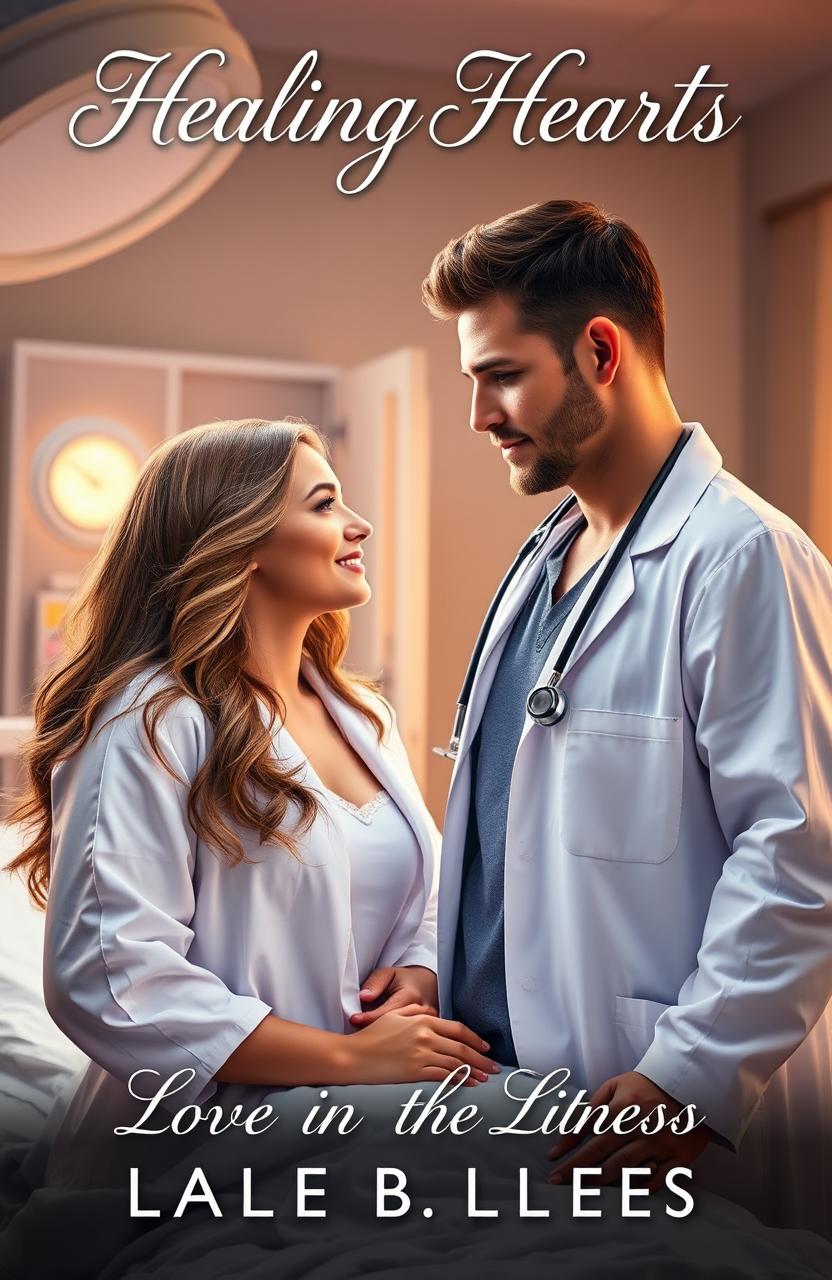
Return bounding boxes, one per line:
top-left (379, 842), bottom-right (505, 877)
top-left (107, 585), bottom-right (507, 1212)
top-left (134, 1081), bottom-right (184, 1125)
top-left (5, 418), bottom-right (386, 908)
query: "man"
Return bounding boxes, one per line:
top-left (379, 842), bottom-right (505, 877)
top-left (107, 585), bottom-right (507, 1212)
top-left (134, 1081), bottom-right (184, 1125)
top-left (421, 199), bottom-right (832, 1233)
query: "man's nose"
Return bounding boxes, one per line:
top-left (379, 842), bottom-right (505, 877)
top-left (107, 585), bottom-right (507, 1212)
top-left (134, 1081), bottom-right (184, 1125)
top-left (469, 385), bottom-right (505, 435)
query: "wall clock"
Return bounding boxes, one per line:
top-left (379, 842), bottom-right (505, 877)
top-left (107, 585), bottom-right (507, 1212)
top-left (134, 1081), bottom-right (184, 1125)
top-left (30, 417), bottom-right (144, 547)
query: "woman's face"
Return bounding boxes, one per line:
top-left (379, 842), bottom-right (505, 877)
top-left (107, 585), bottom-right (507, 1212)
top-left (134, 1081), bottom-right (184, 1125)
top-left (249, 441), bottom-right (373, 616)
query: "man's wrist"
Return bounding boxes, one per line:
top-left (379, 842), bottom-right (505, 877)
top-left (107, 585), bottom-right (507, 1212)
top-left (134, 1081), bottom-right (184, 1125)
top-left (401, 965), bottom-right (438, 998)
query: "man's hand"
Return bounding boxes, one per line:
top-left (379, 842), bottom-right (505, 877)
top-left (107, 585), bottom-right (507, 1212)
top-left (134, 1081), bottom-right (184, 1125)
top-left (348, 966), bottom-right (438, 1027)
top-left (546, 1071), bottom-right (712, 1192)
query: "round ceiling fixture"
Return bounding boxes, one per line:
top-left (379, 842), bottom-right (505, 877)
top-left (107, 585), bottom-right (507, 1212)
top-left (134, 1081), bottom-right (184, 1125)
top-left (0, 0), bottom-right (260, 283)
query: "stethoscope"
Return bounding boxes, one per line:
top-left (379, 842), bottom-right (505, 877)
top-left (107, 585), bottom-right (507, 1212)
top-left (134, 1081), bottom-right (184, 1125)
top-left (434, 427), bottom-right (691, 761)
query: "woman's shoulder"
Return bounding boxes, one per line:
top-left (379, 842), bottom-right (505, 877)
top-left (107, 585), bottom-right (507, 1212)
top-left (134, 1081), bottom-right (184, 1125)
top-left (96, 664), bottom-right (212, 762)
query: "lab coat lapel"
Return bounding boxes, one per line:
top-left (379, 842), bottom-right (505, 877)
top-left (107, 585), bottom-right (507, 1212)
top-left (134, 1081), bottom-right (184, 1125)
top-left (513, 423), bottom-right (723, 755)
top-left (555, 422), bottom-right (723, 682)
top-left (437, 508), bottom-right (581, 1008)
top-left (261, 685), bottom-right (359, 1021)
top-left (300, 663), bottom-right (435, 901)
top-left (449, 506), bottom-right (586, 777)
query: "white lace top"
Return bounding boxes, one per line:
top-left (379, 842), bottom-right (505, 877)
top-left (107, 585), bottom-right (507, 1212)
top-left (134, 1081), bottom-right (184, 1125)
top-left (324, 787), bottom-right (422, 986)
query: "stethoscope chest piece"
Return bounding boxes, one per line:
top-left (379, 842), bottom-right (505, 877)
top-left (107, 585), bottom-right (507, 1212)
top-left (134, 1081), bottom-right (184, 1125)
top-left (526, 683), bottom-right (568, 726)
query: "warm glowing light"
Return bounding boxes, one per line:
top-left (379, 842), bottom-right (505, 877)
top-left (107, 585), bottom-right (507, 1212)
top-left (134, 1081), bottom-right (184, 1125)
top-left (47, 434), bottom-right (139, 532)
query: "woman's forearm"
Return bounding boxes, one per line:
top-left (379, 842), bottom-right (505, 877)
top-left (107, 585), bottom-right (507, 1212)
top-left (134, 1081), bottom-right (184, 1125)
top-left (215, 1004), bottom-right (497, 1090)
top-left (216, 1013), bottom-right (354, 1087)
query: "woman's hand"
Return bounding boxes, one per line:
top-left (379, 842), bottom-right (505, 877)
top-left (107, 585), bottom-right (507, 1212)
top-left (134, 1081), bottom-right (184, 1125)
top-left (340, 1004), bottom-right (500, 1086)
top-left (349, 965), bottom-right (438, 1026)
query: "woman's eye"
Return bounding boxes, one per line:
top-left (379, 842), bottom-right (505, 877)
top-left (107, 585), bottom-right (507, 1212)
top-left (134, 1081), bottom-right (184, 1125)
top-left (315, 495), bottom-right (336, 512)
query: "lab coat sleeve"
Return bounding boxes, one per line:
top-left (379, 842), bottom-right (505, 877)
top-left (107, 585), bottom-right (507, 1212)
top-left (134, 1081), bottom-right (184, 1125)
top-left (635, 527), bottom-right (832, 1149)
top-left (43, 691), bottom-right (272, 1108)
top-left (376, 703), bottom-right (440, 973)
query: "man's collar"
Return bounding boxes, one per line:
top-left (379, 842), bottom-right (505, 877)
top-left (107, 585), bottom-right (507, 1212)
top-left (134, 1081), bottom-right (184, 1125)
top-left (628, 422), bottom-right (722, 557)
top-left (541, 423), bottom-right (722, 560)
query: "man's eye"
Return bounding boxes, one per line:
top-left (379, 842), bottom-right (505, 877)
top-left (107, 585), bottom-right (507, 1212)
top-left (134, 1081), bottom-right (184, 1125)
top-left (315, 495), bottom-right (336, 511)
top-left (493, 371), bottom-right (518, 384)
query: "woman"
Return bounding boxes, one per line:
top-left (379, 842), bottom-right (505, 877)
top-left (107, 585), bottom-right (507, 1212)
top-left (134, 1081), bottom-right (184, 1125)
top-left (7, 418), bottom-right (497, 1182)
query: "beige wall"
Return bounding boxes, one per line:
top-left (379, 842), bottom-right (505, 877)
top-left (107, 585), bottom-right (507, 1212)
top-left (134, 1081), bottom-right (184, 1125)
top-left (742, 65), bottom-right (832, 507)
top-left (0, 50), bottom-right (743, 818)
top-left (760, 201), bottom-right (821, 529)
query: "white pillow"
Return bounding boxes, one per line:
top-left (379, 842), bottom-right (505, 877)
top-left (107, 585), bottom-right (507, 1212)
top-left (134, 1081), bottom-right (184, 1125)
top-left (0, 823), bottom-right (87, 1140)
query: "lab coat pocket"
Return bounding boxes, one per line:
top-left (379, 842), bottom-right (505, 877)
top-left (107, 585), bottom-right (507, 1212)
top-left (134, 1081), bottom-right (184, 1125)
top-left (615, 995), bottom-right (671, 1061)
top-left (560, 708), bottom-right (682, 862)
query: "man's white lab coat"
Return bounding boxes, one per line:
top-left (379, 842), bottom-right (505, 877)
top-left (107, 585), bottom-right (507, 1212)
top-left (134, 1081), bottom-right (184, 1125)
top-left (438, 423), bottom-right (832, 1231)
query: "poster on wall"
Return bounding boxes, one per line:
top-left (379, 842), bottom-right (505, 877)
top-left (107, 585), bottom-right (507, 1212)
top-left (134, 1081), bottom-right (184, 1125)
top-left (1, 3), bottom-right (831, 1277)
top-left (34, 586), bottom-right (73, 673)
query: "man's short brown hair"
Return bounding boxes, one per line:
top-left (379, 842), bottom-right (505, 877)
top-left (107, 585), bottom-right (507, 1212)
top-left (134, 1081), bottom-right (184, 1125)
top-left (422, 199), bottom-right (666, 374)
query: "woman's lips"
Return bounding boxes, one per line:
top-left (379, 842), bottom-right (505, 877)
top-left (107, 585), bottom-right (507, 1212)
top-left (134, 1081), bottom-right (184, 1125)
top-left (336, 555), bottom-right (365, 574)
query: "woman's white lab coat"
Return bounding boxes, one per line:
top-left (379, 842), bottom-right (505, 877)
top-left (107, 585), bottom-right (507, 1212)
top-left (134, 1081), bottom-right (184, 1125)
top-left (437, 423), bottom-right (832, 1231)
top-left (42, 660), bottom-right (439, 1139)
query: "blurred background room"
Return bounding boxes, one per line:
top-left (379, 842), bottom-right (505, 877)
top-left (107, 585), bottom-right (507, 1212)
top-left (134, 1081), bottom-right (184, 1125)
top-left (1, 0), bottom-right (832, 825)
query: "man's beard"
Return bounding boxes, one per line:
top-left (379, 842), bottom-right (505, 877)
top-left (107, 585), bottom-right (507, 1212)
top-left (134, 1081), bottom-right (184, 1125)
top-left (510, 367), bottom-right (606, 495)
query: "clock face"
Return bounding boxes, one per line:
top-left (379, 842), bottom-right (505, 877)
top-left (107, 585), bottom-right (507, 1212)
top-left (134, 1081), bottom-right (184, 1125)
top-left (31, 418), bottom-right (144, 546)
top-left (47, 434), bottom-right (139, 532)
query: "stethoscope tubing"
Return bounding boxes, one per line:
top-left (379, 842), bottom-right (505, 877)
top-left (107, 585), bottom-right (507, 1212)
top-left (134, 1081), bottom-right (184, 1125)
top-left (434, 427), bottom-right (691, 758)
top-left (431, 493), bottom-right (577, 759)
top-left (524, 426), bottom-right (690, 725)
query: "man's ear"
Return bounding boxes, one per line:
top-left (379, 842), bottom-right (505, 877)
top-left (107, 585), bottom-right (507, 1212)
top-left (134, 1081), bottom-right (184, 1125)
top-left (585, 316), bottom-right (621, 385)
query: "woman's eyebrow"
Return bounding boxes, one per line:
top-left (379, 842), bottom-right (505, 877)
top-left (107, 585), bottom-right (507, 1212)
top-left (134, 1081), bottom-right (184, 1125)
top-left (303, 481), bottom-right (337, 501)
